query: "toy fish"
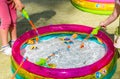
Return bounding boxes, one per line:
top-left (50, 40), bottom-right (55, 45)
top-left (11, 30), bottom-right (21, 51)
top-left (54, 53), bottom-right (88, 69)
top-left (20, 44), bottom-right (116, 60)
top-left (27, 39), bottom-right (34, 44)
top-left (71, 33), bottom-right (78, 39)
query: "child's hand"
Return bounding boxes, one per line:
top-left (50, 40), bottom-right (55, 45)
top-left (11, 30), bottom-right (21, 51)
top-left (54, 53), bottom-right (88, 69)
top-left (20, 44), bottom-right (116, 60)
top-left (7, 0), bottom-right (16, 9)
top-left (14, 0), bottom-right (24, 11)
top-left (99, 22), bottom-right (107, 30)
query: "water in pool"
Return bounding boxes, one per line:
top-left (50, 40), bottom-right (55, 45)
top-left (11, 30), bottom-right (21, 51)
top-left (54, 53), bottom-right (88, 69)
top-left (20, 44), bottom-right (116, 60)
top-left (21, 33), bottom-right (106, 69)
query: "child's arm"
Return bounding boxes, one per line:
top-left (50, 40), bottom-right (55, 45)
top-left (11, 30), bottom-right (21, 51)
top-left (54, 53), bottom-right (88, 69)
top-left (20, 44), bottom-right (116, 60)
top-left (100, 2), bottom-right (120, 27)
top-left (13, 0), bottom-right (24, 11)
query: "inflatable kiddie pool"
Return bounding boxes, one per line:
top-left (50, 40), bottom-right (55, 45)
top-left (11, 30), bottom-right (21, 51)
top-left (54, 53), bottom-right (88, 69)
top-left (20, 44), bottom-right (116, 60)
top-left (11, 24), bottom-right (117, 79)
top-left (71, 0), bottom-right (114, 15)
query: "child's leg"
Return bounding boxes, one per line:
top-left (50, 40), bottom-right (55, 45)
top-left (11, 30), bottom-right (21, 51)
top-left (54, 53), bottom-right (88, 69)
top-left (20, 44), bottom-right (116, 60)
top-left (0, 1), bottom-right (11, 46)
top-left (0, 28), bottom-right (9, 46)
top-left (8, 3), bottom-right (17, 45)
top-left (9, 26), bottom-right (17, 46)
top-left (0, 1), bottom-right (12, 55)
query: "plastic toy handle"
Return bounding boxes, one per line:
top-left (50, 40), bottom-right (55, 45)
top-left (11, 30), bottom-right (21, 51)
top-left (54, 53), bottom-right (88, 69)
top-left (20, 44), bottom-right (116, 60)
top-left (21, 9), bottom-right (39, 36)
top-left (91, 26), bottom-right (101, 35)
top-left (22, 9), bottom-right (30, 20)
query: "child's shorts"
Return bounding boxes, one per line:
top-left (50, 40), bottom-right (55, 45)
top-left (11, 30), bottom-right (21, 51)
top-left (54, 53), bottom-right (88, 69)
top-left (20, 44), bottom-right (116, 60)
top-left (0, 0), bottom-right (17, 29)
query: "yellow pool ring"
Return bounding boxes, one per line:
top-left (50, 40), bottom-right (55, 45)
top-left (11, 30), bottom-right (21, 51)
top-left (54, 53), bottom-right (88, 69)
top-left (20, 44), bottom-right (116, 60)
top-left (71, 0), bottom-right (114, 15)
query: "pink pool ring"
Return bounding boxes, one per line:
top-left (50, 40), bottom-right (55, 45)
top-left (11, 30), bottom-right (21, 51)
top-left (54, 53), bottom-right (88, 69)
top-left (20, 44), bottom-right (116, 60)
top-left (71, 0), bottom-right (114, 15)
top-left (11, 24), bottom-right (117, 79)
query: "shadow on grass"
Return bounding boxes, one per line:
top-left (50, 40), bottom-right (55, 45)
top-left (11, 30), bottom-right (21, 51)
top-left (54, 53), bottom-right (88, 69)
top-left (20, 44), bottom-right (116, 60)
top-left (17, 10), bottom-right (56, 37)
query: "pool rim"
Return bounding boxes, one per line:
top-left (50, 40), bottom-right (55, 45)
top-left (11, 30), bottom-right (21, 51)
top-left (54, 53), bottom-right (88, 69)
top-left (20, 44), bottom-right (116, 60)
top-left (12, 24), bottom-right (115, 78)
